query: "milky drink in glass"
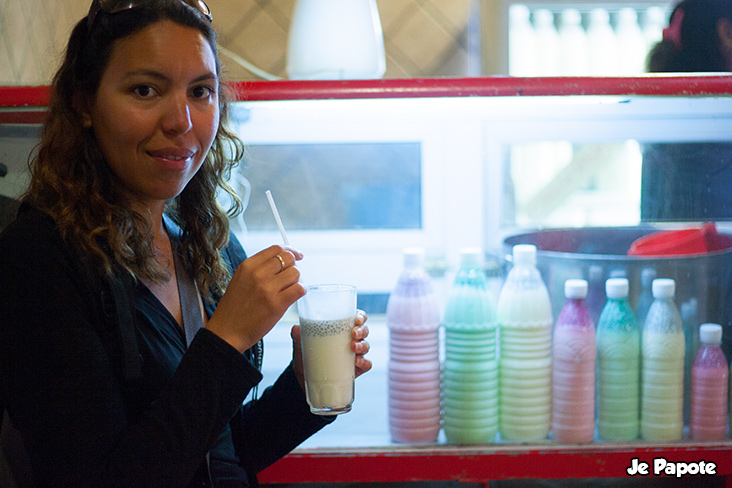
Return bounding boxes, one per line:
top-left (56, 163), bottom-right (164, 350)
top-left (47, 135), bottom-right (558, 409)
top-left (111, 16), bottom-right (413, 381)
top-left (298, 284), bottom-right (357, 415)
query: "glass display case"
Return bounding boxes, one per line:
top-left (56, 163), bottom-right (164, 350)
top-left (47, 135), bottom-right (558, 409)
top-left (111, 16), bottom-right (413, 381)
top-left (2, 76), bottom-right (732, 485)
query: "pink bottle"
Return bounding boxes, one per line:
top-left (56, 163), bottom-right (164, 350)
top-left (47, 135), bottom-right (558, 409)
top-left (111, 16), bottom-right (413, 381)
top-left (386, 247), bottom-right (441, 443)
top-left (690, 323), bottom-right (729, 441)
top-left (552, 279), bottom-right (596, 444)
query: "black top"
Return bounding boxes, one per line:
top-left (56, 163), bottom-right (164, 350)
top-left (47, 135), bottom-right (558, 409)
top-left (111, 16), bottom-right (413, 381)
top-left (0, 206), bottom-right (332, 487)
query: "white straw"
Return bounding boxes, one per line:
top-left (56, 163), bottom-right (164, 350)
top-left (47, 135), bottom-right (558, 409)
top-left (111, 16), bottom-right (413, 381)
top-left (265, 190), bottom-right (290, 246)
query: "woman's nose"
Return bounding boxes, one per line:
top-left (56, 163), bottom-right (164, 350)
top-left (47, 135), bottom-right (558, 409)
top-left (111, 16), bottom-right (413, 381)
top-left (162, 94), bottom-right (193, 135)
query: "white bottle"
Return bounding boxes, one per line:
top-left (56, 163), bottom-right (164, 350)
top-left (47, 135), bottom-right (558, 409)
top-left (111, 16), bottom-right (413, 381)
top-left (532, 9), bottom-right (561, 76)
top-left (509, 4), bottom-right (538, 76)
top-left (586, 8), bottom-right (619, 75)
top-left (641, 278), bottom-right (685, 442)
top-left (558, 9), bottom-right (590, 75)
top-left (615, 8), bottom-right (648, 75)
top-left (642, 6), bottom-right (666, 50)
top-left (497, 244), bottom-right (553, 441)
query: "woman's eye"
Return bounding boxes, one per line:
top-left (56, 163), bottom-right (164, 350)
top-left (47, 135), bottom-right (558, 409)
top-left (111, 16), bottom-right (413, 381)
top-left (132, 85), bottom-right (156, 98)
top-left (191, 85), bottom-right (214, 99)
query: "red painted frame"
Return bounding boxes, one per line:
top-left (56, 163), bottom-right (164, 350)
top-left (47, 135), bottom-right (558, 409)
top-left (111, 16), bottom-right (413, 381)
top-left (2, 74), bottom-right (732, 110)
top-left (257, 443), bottom-right (732, 484)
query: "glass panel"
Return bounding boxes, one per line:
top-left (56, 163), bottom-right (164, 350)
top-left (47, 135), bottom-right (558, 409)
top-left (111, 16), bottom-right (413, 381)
top-left (504, 140), bottom-right (642, 229)
top-left (236, 142), bottom-right (422, 232)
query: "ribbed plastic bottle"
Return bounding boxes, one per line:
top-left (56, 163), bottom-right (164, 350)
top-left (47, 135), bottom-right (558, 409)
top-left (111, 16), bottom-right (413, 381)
top-left (690, 323), bottom-right (729, 441)
top-left (442, 248), bottom-right (498, 444)
top-left (386, 247), bottom-right (441, 443)
top-left (497, 244), bottom-right (553, 441)
top-left (596, 277), bottom-right (640, 441)
top-left (641, 278), bottom-right (685, 442)
top-left (552, 279), bottom-right (596, 443)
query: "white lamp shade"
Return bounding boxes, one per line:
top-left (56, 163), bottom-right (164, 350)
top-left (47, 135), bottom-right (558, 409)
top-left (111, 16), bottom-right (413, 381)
top-left (286, 0), bottom-right (386, 80)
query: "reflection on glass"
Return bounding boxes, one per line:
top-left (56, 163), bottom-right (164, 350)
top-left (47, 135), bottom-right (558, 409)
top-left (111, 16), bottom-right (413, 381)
top-left (237, 142), bottom-right (421, 231)
top-left (641, 142), bottom-right (732, 221)
top-left (505, 141), bottom-right (642, 228)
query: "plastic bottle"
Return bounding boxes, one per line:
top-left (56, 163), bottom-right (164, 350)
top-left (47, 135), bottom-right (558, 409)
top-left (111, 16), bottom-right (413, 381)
top-left (634, 267), bottom-right (656, 330)
top-left (586, 8), bottom-right (618, 75)
top-left (386, 247), bottom-right (441, 443)
top-left (532, 9), bottom-right (561, 76)
top-left (442, 248), bottom-right (498, 444)
top-left (641, 278), bottom-right (685, 441)
top-left (615, 8), bottom-right (648, 75)
top-left (508, 4), bottom-right (538, 76)
top-left (596, 278), bottom-right (640, 441)
top-left (497, 244), bottom-right (553, 441)
top-left (552, 279), bottom-right (596, 443)
top-left (690, 323), bottom-right (729, 441)
top-left (558, 9), bottom-right (590, 75)
top-left (642, 6), bottom-right (666, 49)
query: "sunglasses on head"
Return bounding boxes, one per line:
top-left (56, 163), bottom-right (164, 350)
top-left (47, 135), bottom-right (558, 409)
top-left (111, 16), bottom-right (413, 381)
top-left (87, 0), bottom-right (212, 32)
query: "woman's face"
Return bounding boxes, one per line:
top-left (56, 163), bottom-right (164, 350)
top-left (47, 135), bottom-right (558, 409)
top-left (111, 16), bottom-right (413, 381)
top-left (84, 20), bottom-right (220, 213)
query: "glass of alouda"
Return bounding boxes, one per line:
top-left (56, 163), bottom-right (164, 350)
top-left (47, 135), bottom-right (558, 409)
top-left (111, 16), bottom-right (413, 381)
top-left (297, 284), bottom-right (357, 415)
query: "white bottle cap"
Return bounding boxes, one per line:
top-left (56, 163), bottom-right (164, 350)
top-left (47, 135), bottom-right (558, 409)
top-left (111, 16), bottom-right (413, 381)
top-left (513, 244), bottom-right (536, 266)
top-left (460, 247), bottom-right (483, 269)
top-left (652, 278), bottom-right (675, 299)
top-left (699, 323), bottom-right (723, 344)
top-left (605, 277), bottom-right (629, 299)
top-left (565, 279), bottom-right (588, 299)
top-left (402, 247), bottom-right (425, 270)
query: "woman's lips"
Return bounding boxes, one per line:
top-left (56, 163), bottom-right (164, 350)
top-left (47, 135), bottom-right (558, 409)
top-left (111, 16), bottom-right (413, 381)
top-left (148, 147), bottom-right (195, 170)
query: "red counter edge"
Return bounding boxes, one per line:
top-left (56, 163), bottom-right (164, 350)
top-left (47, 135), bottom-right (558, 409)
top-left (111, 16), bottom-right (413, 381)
top-left (2, 75), bottom-right (732, 118)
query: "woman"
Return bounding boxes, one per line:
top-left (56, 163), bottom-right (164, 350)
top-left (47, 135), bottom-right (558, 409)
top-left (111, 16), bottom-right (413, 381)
top-left (641, 0), bottom-right (732, 221)
top-left (0, 0), bottom-right (371, 486)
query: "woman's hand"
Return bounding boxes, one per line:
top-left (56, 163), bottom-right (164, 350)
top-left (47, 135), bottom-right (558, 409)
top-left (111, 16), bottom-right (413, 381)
top-left (291, 310), bottom-right (372, 391)
top-left (207, 245), bottom-right (304, 353)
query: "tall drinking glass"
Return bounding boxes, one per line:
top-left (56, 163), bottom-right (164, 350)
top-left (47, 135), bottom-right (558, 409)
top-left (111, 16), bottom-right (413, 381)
top-left (297, 284), bottom-right (357, 415)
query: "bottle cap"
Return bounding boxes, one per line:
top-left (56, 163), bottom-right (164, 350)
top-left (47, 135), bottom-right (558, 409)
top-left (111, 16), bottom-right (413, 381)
top-left (513, 244), bottom-right (536, 266)
top-left (606, 277), bottom-right (629, 298)
top-left (403, 247), bottom-right (425, 270)
top-left (652, 278), bottom-right (675, 299)
top-left (460, 247), bottom-right (483, 269)
top-left (565, 279), bottom-right (588, 299)
top-left (699, 323), bottom-right (723, 344)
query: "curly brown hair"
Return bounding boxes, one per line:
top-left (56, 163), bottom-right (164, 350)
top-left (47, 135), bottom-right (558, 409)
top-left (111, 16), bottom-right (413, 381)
top-left (24, 0), bottom-right (245, 300)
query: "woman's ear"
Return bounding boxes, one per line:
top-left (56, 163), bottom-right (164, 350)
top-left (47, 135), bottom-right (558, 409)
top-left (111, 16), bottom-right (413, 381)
top-left (73, 93), bottom-right (93, 128)
top-left (717, 18), bottom-right (732, 70)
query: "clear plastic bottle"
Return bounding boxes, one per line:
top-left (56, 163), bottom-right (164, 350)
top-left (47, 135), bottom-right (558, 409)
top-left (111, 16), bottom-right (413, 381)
top-left (690, 323), bottom-right (729, 441)
top-left (596, 277), bottom-right (640, 441)
top-left (552, 279), bottom-right (596, 443)
top-left (558, 8), bottom-right (590, 75)
top-left (497, 244), bottom-right (553, 441)
top-left (641, 278), bottom-right (685, 441)
top-left (586, 8), bottom-right (618, 75)
top-left (386, 247), bottom-right (441, 443)
top-left (615, 7), bottom-right (648, 75)
top-left (442, 248), bottom-right (498, 444)
top-left (532, 9), bottom-right (560, 76)
top-left (509, 4), bottom-right (538, 76)
top-left (634, 267), bottom-right (657, 330)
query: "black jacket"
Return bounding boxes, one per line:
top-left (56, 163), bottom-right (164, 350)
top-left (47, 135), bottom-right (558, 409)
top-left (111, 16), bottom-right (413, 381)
top-left (0, 206), bottom-right (331, 487)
